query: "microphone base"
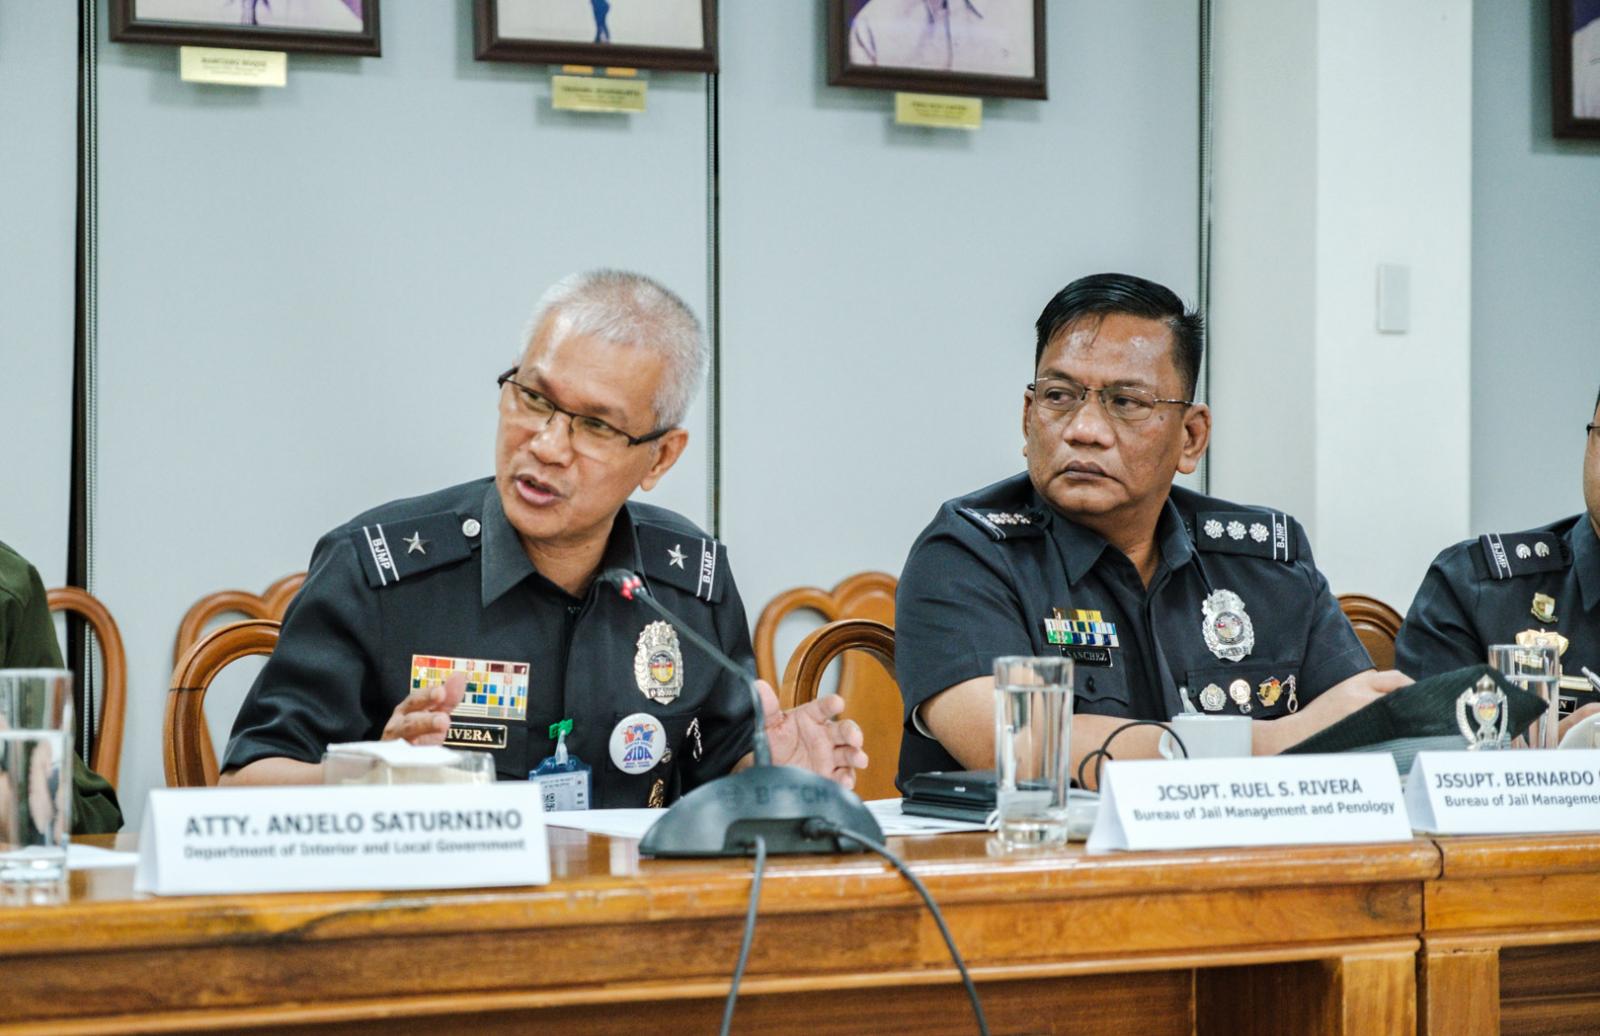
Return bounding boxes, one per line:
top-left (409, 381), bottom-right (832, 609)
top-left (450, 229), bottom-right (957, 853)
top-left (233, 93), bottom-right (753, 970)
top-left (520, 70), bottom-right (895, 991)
top-left (638, 765), bottom-right (884, 857)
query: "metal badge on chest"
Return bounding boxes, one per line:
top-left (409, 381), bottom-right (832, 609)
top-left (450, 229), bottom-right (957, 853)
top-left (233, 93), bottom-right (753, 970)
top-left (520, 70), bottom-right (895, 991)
top-left (1201, 589), bottom-right (1254, 663)
top-left (634, 621), bottom-right (684, 704)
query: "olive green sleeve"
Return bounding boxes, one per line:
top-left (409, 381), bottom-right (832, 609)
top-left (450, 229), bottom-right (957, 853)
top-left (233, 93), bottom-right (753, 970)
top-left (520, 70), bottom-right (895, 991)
top-left (0, 559), bottom-right (124, 834)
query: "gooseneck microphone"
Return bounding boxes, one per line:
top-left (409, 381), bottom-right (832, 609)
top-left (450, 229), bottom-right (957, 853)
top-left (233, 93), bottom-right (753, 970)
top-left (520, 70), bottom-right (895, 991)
top-left (601, 568), bottom-right (883, 857)
top-left (604, 569), bottom-right (771, 767)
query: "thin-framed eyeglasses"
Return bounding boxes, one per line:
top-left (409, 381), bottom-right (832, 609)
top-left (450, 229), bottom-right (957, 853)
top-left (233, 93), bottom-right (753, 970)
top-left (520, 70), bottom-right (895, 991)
top-left (496, 368), bottom-right (670, 456)
top-left (1027, 377), bottom-right (1193, 424)
top-left (1588, 423), bottom-right (1599, 438)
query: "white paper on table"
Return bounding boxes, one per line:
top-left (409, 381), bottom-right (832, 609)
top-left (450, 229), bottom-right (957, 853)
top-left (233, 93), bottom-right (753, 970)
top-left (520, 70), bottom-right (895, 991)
top-left (544, 808), bottom-right (664, 840)
top-left (543, 800), bottom-right (990, 840)
top-left (68, 843), bottom-right (141, 869)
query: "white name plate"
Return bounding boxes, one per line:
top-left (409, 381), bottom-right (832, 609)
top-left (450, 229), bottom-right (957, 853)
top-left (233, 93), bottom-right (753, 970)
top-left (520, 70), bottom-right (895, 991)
top-left (135, 783), bottom-right (549, 896)
top-left (1086, 754), bottom-right (1409, 853)
top-left (1405, 750), bottom-right (1600, 834)
top-left (180, 46), bottom-right (287, 88)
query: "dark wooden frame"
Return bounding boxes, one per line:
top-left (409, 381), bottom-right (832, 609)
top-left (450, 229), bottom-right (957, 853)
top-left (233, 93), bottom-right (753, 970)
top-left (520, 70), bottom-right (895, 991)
top-left (1553, 0), bottom-right (1600, 139)
top-left (109, 0), bottom-right (381, 57)
top-left (827, 0), bottom-right (1047, 100)
top-left (474, 0), bottom-right (718, 73)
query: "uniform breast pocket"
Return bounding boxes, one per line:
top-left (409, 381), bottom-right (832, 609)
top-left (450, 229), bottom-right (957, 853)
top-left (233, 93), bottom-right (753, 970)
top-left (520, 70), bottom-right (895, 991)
top-left (1185, 661), bottom-right (1302, 719)
top-left (1073, 671), bottom-right (1134, 717)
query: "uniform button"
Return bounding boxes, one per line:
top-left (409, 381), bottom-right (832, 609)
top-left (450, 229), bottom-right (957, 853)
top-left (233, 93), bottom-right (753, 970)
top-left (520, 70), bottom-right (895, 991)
top-left (462, 518), bottom-right (482, 537)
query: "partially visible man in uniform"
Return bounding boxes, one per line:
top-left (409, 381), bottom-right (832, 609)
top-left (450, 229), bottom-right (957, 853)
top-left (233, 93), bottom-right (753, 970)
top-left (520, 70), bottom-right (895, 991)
top-left (223, 270), bottom-right (867, 805)
top-left (1396, 390), bottom-right (1600, 731)
top-left (896, 273), bottom-right (1411, 788)
top-left (0, 539), bottom-right (122, 833)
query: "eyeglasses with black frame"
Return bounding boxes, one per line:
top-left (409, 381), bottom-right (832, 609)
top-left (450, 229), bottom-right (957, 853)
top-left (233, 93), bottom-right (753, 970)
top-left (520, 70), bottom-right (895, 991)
top-left (496, 368), bottom-right (670, 457)
top-left (1588, 423), bottom-right (1599, 437)
top-left (1027, 377), bottom-right (1193, 424)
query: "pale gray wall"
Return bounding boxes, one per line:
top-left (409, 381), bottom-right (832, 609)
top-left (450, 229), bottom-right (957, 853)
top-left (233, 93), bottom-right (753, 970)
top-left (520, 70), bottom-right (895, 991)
top-left (1471, 0), bottom-right (1600, 534)
top-left (718, 0), bottom-right (1199, 629)
top-left (0, 1), bottom-right (78, 587)
top-left (3, 1), bottom-right (1200, 825)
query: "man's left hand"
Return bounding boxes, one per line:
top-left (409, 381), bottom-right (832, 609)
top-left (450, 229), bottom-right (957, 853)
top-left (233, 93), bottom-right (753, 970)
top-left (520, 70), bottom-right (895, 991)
top-left (756, 680), bottom-right (869, 789)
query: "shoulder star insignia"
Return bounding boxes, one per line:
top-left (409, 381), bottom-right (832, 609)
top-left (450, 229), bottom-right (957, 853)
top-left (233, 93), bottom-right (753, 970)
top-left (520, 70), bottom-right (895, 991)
top-left (404, 531), bottom-right (427, 555)
top-left (667, 544), bottom-right (687, 569)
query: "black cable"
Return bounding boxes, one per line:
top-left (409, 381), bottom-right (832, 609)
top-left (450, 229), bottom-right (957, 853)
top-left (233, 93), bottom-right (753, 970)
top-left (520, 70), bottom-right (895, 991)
top-left (812, 822), bottom-right (990, 1036)
top-left (719, 834), bottom-right (767, 1036)
top-left (1076, 719), bottom-right (1188, 790)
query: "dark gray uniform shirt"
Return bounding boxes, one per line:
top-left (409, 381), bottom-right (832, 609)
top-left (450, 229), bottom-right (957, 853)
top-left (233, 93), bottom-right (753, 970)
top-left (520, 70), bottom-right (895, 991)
top-left (225, 479), bottom-right (755, 808)
top-left (1396, 515), bottom-right (1600, 714)
top-left (895, 473), bottom-right (1372, 786)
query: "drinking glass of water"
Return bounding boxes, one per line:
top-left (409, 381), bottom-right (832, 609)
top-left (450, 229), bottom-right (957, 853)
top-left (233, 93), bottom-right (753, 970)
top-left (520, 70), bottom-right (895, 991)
top-left (993, 656), bottom-right (1073, 849)
top-left (1489, 643), bottom-right (1560, 749)
top-left (0, 669), bottom-right (74, 884)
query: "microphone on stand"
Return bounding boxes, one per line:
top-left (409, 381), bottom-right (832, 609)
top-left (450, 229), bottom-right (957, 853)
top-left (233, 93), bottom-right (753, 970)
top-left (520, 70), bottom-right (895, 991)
top-left (601, 568), bottom-right (883, 857)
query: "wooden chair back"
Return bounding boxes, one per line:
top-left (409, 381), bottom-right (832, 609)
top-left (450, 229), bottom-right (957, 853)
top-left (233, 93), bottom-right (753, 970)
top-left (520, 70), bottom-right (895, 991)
top-left (1338, 593), bottom-right (1405, 671)
top-left (173, 572), bottom-right (304, 667)
top-left (754, 571), bottom-right (897, 685)
top-left (780, 619), bottom-right (899, 801)
top-left (171, 574), bottom-right (302, 777)
top-left (45, 587), bottom-right (128, 786)
top-left (165, 619), bottom-right (280, 788)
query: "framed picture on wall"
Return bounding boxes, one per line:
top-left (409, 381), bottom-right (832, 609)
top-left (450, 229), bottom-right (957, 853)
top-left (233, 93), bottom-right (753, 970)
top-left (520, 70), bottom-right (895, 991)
top-left (109, 0), bottom-right (381, 56)
top-left (1554, 0), bottom-right (1600, 138)
top-left (827, 0), bottom-right (1047, 100)
top-left (474, 0), bottom-right (717, 73)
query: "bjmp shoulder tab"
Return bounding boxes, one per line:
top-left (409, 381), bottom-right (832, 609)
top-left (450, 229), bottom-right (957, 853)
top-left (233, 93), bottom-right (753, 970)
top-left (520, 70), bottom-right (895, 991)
top-left (1473, 532), bottom-right (1570, 580)
top-left (1195, 511), bottom-right (1298, 562)
top-left (349, 511), bottom-right (474, 589)
top-left (636, 523), bottom-right (726, 603)
top-left (957, 507), bottom-right (1047, 542)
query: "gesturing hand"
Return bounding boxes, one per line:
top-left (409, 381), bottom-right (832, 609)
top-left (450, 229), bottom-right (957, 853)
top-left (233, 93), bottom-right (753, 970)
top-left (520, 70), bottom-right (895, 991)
top-left (382, 672), bottom-right (466, 745)
top-left (756, 679), bottom-right (869, 789)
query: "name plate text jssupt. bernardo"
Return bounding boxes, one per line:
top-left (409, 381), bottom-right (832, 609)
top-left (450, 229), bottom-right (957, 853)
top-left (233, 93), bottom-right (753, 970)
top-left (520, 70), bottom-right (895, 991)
top-left (135, 784), bottom-right (549, 895)
top-left (1087, 754), bottom-right (1409, 853)
top-left (1406, 749), bottom-right (1600, 834)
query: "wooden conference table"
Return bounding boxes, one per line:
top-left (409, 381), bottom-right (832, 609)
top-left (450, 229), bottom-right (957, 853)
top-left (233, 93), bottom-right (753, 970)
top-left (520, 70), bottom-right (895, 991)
top-left (2, 830), bottom-right (1598, 1035)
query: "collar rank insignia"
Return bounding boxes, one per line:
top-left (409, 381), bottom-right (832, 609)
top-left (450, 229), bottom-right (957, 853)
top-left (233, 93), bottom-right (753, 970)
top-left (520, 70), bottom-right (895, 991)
top-left (957, 506), bottom-right (1046, 542)
top-left (1476, 532), bottom-right (1568, 580)
top-left (635, 522), bottom-right (726, 603)
top-left (1196, 511), bottom-right (1296, 562)
top-left (1043, 607), bottom-right (1120, 647)
top-left (351, 511), bottom-right (475, 589)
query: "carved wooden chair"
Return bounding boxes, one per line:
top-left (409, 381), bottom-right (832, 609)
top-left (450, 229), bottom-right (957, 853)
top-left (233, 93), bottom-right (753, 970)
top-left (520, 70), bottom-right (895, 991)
top-left (1338, 593), bottom-right (1405, 671)
top-left (754, 571), bottom-right (897, 686)
top-left (781, 619), bottom-right (899, 801)
top-left (169, 573), bottom-right (301, 779)
top-left (165, 619), bottom-right (280, 788)
top-left (173, 572), bottom-right (304, 668)
top-left (46, 587), bottom-right (128, 787)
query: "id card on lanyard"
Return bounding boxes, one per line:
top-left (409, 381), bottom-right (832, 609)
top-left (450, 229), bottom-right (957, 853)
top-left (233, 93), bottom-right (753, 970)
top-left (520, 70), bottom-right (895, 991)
top-left (531, 718), bottom-right (591, 812)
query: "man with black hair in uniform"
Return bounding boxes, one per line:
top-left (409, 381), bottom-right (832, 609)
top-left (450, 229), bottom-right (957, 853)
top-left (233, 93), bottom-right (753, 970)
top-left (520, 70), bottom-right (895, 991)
top-left (895, 272), bottom-right (1411, 788)
top-left (222, 270), bottom-right (867, 804)
top-left (1396, 388), bottom-right (1600, 735)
